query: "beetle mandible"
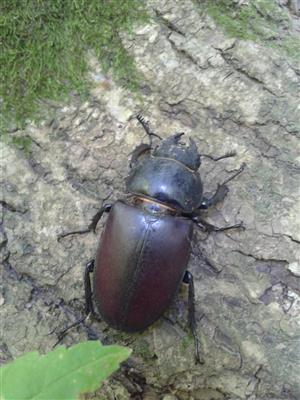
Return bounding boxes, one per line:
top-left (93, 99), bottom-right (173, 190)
top-left (58, 115), bottom-right (245, 363)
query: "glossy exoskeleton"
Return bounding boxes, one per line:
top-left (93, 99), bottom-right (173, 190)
top-left (58, 115), bottom-right (245, 363)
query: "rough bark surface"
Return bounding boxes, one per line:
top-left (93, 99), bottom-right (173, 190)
top-left (1, 1), bottom-right (299, 399)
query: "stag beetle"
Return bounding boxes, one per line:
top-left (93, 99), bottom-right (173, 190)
top-left (58, 115), bottom-right (245, 363)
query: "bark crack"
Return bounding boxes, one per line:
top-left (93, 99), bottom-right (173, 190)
top-left (0, 200), bottom-right (27, 214)
top-left (213, 46), bottom-right (281, 97)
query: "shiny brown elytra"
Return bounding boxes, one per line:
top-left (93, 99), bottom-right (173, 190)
top-left (93, 200), bottom-right (193, 332)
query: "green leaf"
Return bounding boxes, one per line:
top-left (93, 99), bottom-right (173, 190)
top-left (0, 341), bottom-right (131, 400)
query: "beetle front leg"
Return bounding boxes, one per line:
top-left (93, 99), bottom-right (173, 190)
top-left (200, 184), bottom-right (229, 209)
top-left (58, 203), bottom-right (112, 240)
top-left (183, 271), bottom-right (204, 364)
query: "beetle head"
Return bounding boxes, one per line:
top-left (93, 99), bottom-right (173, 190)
top-left (153, 133), bottom-right (201, 170)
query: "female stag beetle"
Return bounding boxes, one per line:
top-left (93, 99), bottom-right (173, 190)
top-left (58, 115), bottom-right (245, 363)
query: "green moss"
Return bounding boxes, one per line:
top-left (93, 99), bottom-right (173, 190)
top-left (281, 36), bottom-right (300, 59)
top-left (1, 134), bottom-right (32, 154)
top-left (198, 0), bottom-right (299, 60)
top-left (181, 334), bottom-right (193, 351)
top-left (0, 0), bottom-right (148, 138)
top-left (133, 338), bottom-right (153, 360)
top-left (109, 330), bottom-right (134, 343)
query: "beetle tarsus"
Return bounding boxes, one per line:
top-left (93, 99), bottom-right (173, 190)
top-left (57, 228), bottom-right (90, 240)
top-left (183, 271), bottom-right (204, 364)
top-left (212, 221), bottom-right (245, 232)
top-left (222, 163), bottom-right (246, 186)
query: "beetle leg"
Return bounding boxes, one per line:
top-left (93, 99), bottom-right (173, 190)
top-left (88, 204), bottom-right (112, 233)
top-left (221, 162), bottom-right (246, 186)
top-left (84, 259), bottom-right (101, 321)
top-left (84, 259), bottom-right (95, 316)
top-left (202, 150), bottom-right (236, 162)
top-left (57, 203), bottom-right (112, 240)
top-left (183, 271), bottom-right (204, 364)
top-left (53, 315), bottom-right (86, 347)
top-left (200, 185), bottom-right (229, 209)
top-left (199, 163), bottom-right (246, 210)
top-left (193, 216), bottom-right (244, 233)
top-left (53, 260), bottom-right (98, 347)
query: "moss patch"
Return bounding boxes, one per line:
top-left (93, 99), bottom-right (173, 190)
top-left (133, 338), bottom-right (153, 361)
top-left (198, 0), bottom-right (300, 60)
top-left (180, 334), bottom-right (194, 351)
top-left (1, 0), bottom-right (148, 139)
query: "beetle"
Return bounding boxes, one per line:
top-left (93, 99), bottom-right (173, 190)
top-left (58, 115), bottom-right (245, 363)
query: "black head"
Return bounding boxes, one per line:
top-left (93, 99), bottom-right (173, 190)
top-left (153, 133), bottom-right (201, 170)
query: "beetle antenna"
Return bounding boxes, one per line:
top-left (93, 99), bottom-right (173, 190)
top-left (136, 114), bottom-right (162, 145)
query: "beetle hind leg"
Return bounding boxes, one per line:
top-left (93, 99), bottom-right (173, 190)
top-left (183, 271), bottom-right (204, 364)
top-left (84, 259), bottom-right (96, 317)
